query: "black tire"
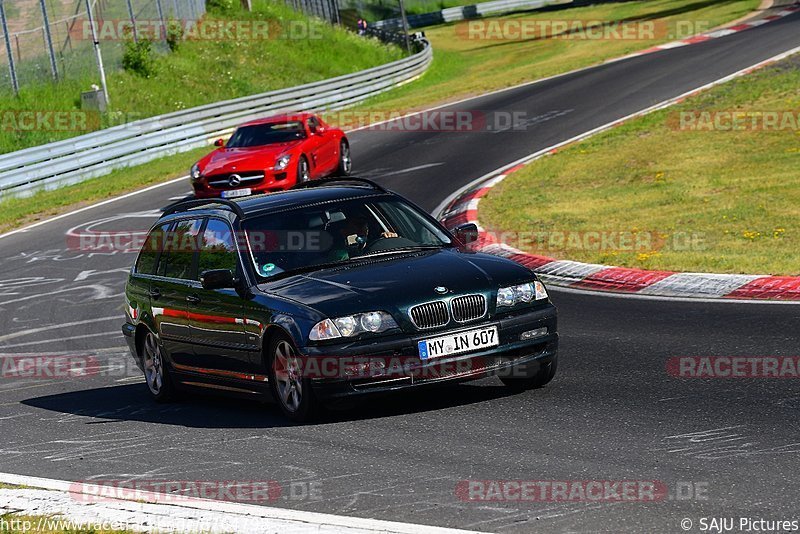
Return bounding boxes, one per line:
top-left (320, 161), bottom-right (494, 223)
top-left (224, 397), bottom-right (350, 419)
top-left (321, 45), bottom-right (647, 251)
top-left (500, 357), bottom-right (557, 392)
top-left (296, 155), bottom-right (310, 184)
top-left (336, 140), bottom-right (352, 176)
top-left (140, 330), bottom-right (175, 402)
top-left (266, 333), bottom-right (318, 423)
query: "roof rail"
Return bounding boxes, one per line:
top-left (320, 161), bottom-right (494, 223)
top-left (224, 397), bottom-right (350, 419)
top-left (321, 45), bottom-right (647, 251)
top-left (290, 177), bottom-right (388, 193)
top-left (162, 198), bottom-right (246, 219)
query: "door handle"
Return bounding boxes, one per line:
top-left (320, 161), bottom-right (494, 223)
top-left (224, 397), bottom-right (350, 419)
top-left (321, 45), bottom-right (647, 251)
top-left (186, 295), bottom-right (201, 304)
top-left (148, 288), bottom-right (161, 299)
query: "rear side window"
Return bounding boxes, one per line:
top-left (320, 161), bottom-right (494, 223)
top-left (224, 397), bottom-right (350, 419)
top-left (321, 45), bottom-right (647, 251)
top-left (157, 218), bottom-right (204, 280)
top-left (135, 223), bottom-right (170, 275)
top-left (197, 218), bottom-right (239, 278)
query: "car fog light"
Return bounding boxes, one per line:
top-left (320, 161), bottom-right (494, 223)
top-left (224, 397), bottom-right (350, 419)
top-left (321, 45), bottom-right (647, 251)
top-left (520, 327), bottom-right (548, 340)
top-left (344, 360), bottom-right (386, 377)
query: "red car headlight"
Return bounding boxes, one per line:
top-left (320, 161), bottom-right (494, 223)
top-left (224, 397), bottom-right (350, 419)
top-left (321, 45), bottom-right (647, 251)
top-left (274, 154), bottom-right (292, 171)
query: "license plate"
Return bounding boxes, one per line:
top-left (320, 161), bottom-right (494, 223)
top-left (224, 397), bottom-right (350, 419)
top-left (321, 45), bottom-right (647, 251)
top-left (418, 325), bottom-right (499, 360)
top-left (221, 188), bottom-right (251, 198)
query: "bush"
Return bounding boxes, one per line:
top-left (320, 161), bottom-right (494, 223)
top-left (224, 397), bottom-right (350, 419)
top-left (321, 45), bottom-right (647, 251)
top-left (207, 0), bottom-right (236, 12)
top-left (122, 39), bottom-right (156, 77)
top-left (165, 20), bottom-right (184, 52)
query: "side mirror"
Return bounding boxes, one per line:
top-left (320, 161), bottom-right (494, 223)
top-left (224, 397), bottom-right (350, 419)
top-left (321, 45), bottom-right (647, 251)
top-left (451, 222), bottom-right (479, 246)
top-left (311, 125), bottom-right (325, 136)
top-left (214, 138), bottom-right (225, 147)
top-left (200, 269), bottom-right (236, 290)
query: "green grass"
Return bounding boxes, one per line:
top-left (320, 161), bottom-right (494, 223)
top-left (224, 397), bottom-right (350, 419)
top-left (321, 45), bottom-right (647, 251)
top-left (480, 55), bottom-right (800, 276)
top-left (356, 0), bottom-right (760, 113)
top-left (0, 0), bottom-right (403, 154)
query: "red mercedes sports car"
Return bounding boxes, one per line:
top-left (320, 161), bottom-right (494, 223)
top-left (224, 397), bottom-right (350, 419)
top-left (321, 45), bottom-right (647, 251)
top-left (190, 112), bottom-right (351, 199)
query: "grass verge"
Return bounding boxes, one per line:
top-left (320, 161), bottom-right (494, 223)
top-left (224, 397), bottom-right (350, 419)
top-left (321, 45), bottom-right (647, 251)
top-left (480, 55), bottom-right (800, 276)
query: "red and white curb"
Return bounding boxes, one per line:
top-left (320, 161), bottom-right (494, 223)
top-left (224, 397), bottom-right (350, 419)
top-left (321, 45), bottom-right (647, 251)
top-left (437, 29), bottom-right (800, 301)
top-left (0, 472), bottom-right (483, 534)
top-left (609, 3), bottom-right (800, 63)
top-left (439, 169), bottom-right (800, 301)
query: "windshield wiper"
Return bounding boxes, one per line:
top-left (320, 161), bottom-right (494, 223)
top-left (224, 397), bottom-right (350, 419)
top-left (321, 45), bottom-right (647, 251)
top-left (260, 246), bottom-right (446, 281)
top-left (358, 245), bottom-right (445, 259)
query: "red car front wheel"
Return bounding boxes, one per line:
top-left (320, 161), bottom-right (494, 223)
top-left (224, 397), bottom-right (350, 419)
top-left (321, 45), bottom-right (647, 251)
top-left (297, 156), bottom-right (310, 184)
top-left (337, 140), bottom-right (352, 176)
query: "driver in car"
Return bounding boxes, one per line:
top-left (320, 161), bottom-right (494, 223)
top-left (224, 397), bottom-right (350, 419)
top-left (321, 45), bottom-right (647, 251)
top-left (328, 215), bottom-right (397, 261)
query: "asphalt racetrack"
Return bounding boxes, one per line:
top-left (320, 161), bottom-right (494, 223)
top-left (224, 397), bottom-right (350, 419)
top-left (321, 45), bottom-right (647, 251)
top-left (1, 12), bottom-right (799, 533)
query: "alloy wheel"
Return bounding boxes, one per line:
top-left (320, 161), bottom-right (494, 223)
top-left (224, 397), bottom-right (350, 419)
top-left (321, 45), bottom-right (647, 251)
top-left (273, 340), bottom-right (303, 413)
top-left (143, 332), bottom-right (164, 396)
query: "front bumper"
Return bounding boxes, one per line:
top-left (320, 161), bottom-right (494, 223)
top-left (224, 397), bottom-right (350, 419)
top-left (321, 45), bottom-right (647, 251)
top-left (305, 303), bottom-right (558, 399)
top-left (191, 171), bottom-right (294, 198)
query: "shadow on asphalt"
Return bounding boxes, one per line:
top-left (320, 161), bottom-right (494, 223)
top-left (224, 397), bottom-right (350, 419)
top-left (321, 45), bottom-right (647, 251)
top-left (21, 380), bottom-right (518, 428)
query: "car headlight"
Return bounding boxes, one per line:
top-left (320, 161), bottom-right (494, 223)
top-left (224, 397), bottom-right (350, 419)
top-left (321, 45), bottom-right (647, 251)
top-left (497, 286), bottom-right (516, 307)
top-left (309, 311), bottom-right (398, 341)
top-left (190, 163), bottom-right (202, 182)
top-left (496, 281), bottom-right (548, 307)
top-left (274, 154), bottom-right (291, 171)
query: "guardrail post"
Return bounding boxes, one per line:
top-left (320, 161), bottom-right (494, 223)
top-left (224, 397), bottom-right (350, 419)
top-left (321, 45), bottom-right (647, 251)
top-left (398, 0), bottom-right (411, 54)
top-left (38, 0), bottom-right (59, 80)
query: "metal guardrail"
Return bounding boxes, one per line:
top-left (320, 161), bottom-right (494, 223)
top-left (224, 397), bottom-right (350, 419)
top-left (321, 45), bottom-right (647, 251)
top-left (0, 38), bottom-right (432, 200)
top-left (372, 0), bottom-right (570, 30)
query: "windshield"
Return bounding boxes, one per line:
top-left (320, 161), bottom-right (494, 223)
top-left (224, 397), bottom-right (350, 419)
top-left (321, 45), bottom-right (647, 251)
top-left (226, 121), bottom-right (306, 148)
top-left (242, 196), bottom-right (453, 278)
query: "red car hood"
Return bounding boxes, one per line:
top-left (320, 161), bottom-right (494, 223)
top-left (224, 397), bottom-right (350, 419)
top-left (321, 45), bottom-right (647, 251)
top-left (200, 141), bottom-right (302, 176)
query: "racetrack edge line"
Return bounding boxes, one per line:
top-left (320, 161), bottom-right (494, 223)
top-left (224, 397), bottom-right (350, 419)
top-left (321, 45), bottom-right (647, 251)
top-left (0, 472), bottom-right (483, 534)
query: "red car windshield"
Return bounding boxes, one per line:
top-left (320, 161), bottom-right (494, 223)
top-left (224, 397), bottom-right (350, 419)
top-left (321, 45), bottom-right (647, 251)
top-left (226, 121), bottom-right (306, 148)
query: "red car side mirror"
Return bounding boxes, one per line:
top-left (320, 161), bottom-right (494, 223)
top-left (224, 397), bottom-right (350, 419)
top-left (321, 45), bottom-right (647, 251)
top-left (214, 138), bottom-right (225, 147)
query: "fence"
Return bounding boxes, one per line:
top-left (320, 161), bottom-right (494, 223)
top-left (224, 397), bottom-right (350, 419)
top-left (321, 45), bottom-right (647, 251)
top-left (0, 37), bottom-right (432, 199)
top-left (0, 0), bottom-right (206, 94)
top-left (284, 0), bottom-right (341, 23)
